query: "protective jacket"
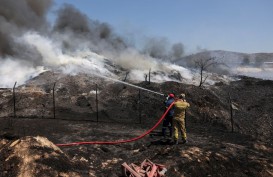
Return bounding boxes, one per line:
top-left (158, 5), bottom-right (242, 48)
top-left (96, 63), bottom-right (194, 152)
top-left (173, 100), bottom-right (190, 119)
top-left (173, 99), bottom-right (190, 141)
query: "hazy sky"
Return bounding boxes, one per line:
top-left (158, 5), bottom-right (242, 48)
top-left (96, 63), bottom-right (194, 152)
top-left (50, 0), bottom-right (273, 54)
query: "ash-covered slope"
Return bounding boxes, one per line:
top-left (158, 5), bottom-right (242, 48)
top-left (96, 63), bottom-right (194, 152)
top-left (210, 76), bottom-right (273, 142)
top-left (1, 71), bottom-right (272, 143)
top-left (0, 75), bottom-right (273, 176)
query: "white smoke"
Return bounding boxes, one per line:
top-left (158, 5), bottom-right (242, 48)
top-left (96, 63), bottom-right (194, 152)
top-left (21, 32), bottom-right (114, 75)
top-left (234, 66), bottom-right (273, 80)
top-left (0, 32), bottom-right (198, 88)
top-left (0, 58), bottom-right (46, 88)
top-left (1, 1), bottom-right (271, 89)
top-left (0, 1), bottom-right (237, 88)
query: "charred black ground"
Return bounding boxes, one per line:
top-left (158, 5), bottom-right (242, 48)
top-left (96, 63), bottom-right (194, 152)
top-left (0, 73), bottom-right (273, 176)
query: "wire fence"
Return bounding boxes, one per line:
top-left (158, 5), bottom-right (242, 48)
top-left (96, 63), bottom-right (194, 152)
top-left (1, 80), bottom-right (165, 131)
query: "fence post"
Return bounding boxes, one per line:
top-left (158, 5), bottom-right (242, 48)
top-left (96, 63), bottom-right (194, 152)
top-left (228, 92), bottom-right (234, 132)
top-left (138, 89), bottom-right (142, 124)
top-left (13, 81), bottom-right (17, 118)
top-left (11, 81), bottom-right (17, 127)
top-left (53, 82), bottom-right (56, 119)
top-left (96, 84), bottom-right (99, 122)
top-left (148, 68), bottom-right (151, 84)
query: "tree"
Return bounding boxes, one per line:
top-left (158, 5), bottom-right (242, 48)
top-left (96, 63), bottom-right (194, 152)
top-left (194, 57), bottom-right (218, 87)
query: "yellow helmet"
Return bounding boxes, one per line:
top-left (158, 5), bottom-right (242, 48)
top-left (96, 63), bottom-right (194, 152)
top-left (179, 93), bottom-right (186, 99)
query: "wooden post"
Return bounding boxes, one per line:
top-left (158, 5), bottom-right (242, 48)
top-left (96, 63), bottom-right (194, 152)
top-left (13, 81), bottom-right (17, 118)
top-left (11, 81), bottom-right (17, 127)
top-left (53, 82), bottom-right (56, 119)
top-left (148, 68), bottom-right (151, 84)
top-left (228, 92), bottom-right (234, 132)
top-left (138, 89), bottom-right (141, 124)
top-left (96, 84), bottom-right (99, 122)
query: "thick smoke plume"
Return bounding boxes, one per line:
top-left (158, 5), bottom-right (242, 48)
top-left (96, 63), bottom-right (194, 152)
top-left (53, 4), bottom-right (127, 56)
top-left (0, 0), bottom-right (52, 57)
top-left (142, 37), bottom-right (185, 61)
top-left (1, 1), bottom-right (230, 88)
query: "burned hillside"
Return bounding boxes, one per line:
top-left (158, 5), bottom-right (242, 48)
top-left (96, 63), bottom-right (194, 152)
top-left (0, 73), bottom-right (273, 176)
top-left (1, 73), bottom-right (272, 141)
top-left (210, 76), bottom-right (273, 143)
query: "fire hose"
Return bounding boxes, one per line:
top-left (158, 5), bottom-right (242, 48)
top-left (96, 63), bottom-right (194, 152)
top-left (56, 102), bottom-right (174, 147)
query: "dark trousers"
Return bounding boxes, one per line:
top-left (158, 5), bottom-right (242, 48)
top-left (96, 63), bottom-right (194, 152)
top-left (162, 115), bottom-right (173, 137)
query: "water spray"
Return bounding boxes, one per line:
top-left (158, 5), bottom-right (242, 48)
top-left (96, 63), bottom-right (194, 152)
top-left (92, 73), bottom-right (165, 96)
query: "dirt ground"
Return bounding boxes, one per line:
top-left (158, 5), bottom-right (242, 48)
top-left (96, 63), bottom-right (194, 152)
top-left (0, 115), bottom-right (272, 177)
top-left (1, 74), bottom-right (273, 176)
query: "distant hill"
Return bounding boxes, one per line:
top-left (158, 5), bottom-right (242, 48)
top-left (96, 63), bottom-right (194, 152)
top-left (174, 50), bottom-right (273, 68)
top-left (173, 50), bottom-right (273, 80)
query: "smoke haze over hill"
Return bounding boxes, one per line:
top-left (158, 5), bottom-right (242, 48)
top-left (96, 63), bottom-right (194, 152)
top-left (174, 50), bottom-right (273, 80)
top-left (0, 0), bottom-right (272, 88)
top-left (0, 0), bottom-right (194, 88)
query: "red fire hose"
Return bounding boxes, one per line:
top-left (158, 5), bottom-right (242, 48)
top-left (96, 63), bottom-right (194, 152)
top-left (56, 102), bottom-right (174, 147)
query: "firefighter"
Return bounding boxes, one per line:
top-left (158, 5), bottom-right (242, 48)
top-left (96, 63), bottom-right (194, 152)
top-left (162, 93), bottom-right (175, 138)
top-left (172, 93), bottom-right (190, 145)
